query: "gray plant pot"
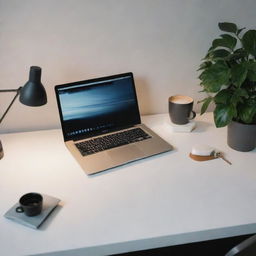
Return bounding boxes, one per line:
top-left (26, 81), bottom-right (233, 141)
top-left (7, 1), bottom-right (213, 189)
top-left (227, 120), bottom-right (256, 152)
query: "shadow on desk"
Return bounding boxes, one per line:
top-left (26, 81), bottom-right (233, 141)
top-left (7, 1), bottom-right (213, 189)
top-left (112, 234), bottom-right (254, 256)
top-left (193, 121), bottom-right (213, 133)
top-left (89, 150), bottom-right (174, 178)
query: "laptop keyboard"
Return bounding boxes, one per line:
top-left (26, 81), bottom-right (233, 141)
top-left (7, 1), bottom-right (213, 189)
top-left (75, 128), bottom-right (152, 156)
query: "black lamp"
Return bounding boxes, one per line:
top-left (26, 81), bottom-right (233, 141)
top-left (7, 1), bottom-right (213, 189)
top-left (0, 66), bottom-right (47, 159)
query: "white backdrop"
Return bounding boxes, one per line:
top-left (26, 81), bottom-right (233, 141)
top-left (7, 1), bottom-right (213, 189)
top-left (0, 0), bottom-right (255, 133)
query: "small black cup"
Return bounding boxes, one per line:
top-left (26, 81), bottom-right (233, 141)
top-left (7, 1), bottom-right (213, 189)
top-left (16, 193), bottom-right (43, 217)
top-left (169, 95), bottom-right (196, 125)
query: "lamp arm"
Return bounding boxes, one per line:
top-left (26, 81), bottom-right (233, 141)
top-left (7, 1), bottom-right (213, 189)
top-left (0, 87), bottom-right (22, 125)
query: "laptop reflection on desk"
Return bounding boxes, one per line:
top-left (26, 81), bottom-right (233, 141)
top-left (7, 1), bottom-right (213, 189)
top-left (55, 72), bottom-right (173, 175)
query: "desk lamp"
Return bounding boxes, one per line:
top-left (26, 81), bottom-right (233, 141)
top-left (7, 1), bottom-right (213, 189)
top-left (0, 66), bottom-right (47, 159)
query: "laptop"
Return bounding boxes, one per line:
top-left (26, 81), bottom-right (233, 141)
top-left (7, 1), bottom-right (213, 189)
top-left (55, 72), bottom-right (173, 175)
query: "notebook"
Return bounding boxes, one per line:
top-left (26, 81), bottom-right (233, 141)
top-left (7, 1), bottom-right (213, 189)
top-left (55, 72), bottom-right (173, 174)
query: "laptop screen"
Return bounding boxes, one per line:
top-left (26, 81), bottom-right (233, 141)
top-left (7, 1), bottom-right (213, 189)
top-left (55, 72), bottom-right (141, 141)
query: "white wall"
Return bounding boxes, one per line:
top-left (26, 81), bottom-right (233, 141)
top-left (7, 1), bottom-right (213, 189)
top-left (0, 0), bottom-right (255, 133)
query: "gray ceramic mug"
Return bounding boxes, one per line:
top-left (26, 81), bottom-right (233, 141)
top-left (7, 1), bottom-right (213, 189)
top-left (168, 95), bottom-right (196, 125)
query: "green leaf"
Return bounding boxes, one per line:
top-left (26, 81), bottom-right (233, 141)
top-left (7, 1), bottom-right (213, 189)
top-left (199, 61), bottom-right (231, 92)
top-left (247, 62), bottom-right (256, 71)
top-left (214, 104), bottom-right (235, 127)
top-left (197, 61), bottom-right (212, 71)
top-left (227, 48), bottom-right (248, 61)
top-left (247, 62), bottom-right (256, 81)
top-left (211, 35), bottom-right (236, 51)
top-left (209, 49), bottom-right (230, 59)
top-left (207, 46), bottom-right (214, 53)
top-left (242, 30), bottom-right (256, 56)
top-left (212, 39), bottom-right (224, 49)
top-left (199, 97), bottom-right (213, 115)
top-left (230, 88), bottom-right (249, 110)
top-left (212, 38), bottom-right (233, 50)
top-left (238, 102), bottom-right (256, 123)
top-left (218, 22), bottom-right (238, 33)
top-left (214, 89), bottom-right (232, 104)
top-left (220, 34), bottom-right (237, 49)
top-left (247, 71), bottom-right (256, 81)
top-left (233, 87), bottom-right (249, 100)
top-left (231, 63), bottom-right (248, 87)
top-left (234, 48), bottom-right (247, 55)
top-left (203, 51), bottom-right (212, 60)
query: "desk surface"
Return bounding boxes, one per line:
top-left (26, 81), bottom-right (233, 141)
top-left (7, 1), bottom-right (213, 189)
top-left (1, 113), bottom-right (256, 256)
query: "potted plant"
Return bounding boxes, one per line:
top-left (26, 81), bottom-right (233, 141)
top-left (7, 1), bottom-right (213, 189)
top-left (198, 22), bottom-right (256, 152)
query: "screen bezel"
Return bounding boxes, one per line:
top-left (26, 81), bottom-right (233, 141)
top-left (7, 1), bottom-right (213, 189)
top-left (55, 72), bottom-right (141, 141)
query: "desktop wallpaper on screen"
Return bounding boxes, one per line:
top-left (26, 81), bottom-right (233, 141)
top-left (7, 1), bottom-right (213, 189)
top-left (58, 76), bottom-right (140, 138)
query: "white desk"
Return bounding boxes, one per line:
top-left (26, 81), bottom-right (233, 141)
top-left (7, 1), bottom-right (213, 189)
top-left (0, 113), bottom-right (256, 256)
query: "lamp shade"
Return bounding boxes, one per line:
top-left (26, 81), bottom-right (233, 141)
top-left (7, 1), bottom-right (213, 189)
top-left (19, 66), bottom-right (47, 106)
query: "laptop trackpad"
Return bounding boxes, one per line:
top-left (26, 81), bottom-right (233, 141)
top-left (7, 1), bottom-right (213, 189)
top-left (108, 145), bottom-right (144, 163)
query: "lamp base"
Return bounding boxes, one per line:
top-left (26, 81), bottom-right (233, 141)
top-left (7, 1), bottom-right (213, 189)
top-left (0, 140), bottom-right (4, 159)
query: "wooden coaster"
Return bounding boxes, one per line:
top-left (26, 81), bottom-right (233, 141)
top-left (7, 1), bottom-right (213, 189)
top-left (189, 153), bottom-right (217, 162)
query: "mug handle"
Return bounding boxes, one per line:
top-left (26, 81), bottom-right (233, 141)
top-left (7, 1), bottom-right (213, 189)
top-left (189, 110), bottom-right (196, 120)
top-left (16, 206), bottom-right (24, 213)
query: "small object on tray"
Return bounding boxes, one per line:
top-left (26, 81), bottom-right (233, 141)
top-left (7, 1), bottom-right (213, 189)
top-left (4, 194), bottom-right (60, 229)
top-left (189, 144), bottom-right (232, 165)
